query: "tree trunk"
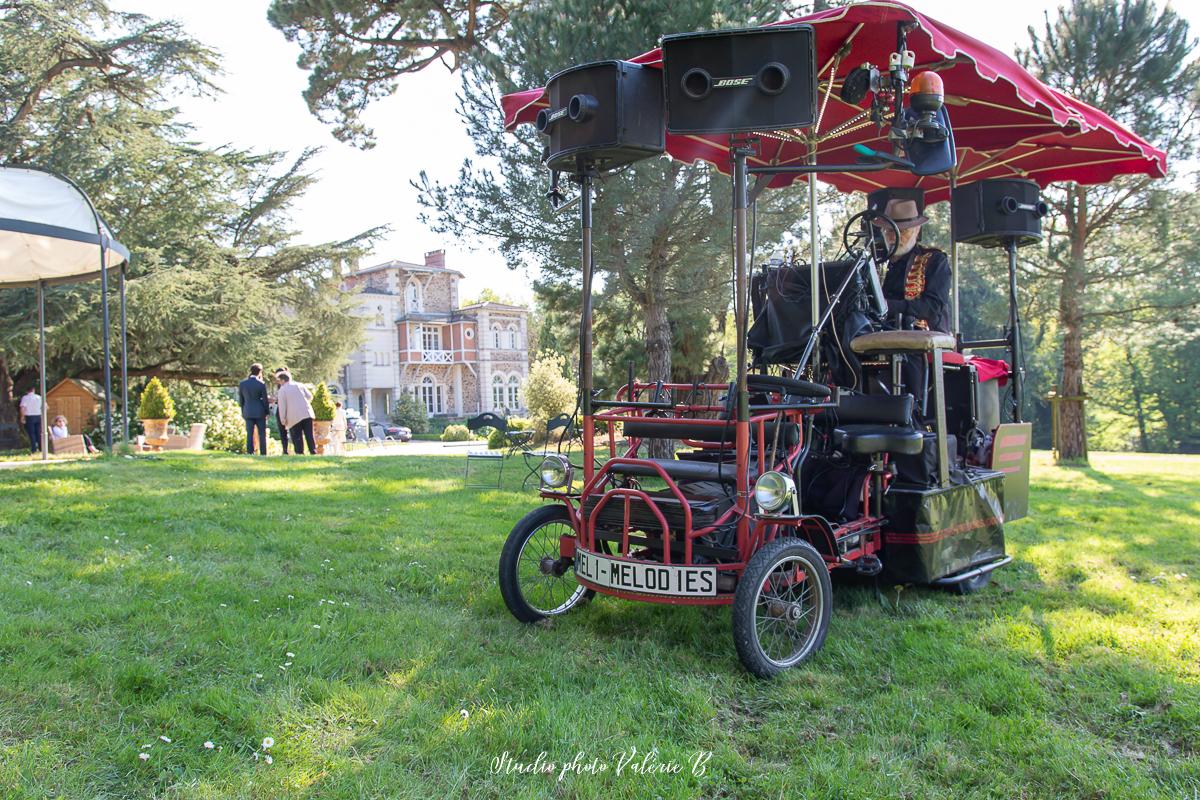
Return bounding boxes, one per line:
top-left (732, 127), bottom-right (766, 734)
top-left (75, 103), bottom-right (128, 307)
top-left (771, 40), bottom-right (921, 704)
top-left (0, 352), bottom-right (20, 450)
top-left (1057, 184), bottom-right (1089, 463)
top-left (644, 297), bottom-right (673, 459)
top-left (1125, 346), bottom-right (1149, 452)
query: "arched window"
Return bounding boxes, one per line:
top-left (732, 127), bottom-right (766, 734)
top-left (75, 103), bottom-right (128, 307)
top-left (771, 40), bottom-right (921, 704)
top-left (507, 374), bottom-right (521, 410)
top-left (405, 279), bottom-right (423, 313)
top-left (507, 324), bottom-right (518, 349)
top-left (375, 305), bottom-right (385, 327)
top-left (492, 324), bottom-right (502, 349)
top-left (419, 375), bottom-right (443, 415)
top-left (492, 374), bottom-right (506, 411)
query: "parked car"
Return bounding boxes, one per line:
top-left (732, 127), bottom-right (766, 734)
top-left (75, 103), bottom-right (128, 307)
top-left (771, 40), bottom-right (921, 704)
top-left (372, 420), bottom-right (412, 441)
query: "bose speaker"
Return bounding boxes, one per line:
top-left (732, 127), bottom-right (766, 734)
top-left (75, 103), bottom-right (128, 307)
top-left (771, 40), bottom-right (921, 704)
top-left (952, 179), bottom-right (1049, 248)
top-left (536, 60), bottom-right (664, 174)
top-left (662, 25), bottom-right (817, 134)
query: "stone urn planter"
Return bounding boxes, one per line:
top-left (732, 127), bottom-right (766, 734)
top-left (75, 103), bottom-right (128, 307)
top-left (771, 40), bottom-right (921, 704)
top-left (313, 420), bottom-right (332, 454)
top-left (142, 418), bottom-right (170, 446)
top-left (137, 378), bottom-right (175, 450)
top-left (310, 382), bottom-right (336, 455)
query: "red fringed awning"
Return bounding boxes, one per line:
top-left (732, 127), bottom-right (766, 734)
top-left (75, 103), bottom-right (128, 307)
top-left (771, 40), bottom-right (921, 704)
top-left (501, 1), bottom-right (1166, 200)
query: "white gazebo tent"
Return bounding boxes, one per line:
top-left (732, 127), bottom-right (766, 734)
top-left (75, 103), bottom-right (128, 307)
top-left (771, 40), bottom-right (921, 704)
top-left (0, 165), bottom-right (132, 458)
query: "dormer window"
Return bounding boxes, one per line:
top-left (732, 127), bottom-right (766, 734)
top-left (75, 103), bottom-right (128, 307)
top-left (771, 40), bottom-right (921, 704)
top-left (405, 279), bottom-right (423, 313)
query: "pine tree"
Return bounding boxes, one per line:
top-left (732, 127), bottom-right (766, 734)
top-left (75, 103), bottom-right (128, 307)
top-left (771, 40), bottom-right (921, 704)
top-left (1020, 0), bottom-right (1200, 462)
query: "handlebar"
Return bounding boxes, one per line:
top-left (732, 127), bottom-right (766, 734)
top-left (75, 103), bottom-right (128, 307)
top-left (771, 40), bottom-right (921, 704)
top-left (853, 144), bottom-right (914, 169)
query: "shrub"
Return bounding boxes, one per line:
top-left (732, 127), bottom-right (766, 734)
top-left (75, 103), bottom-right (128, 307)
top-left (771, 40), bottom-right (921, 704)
top-left (488, 417), bottom-right (530, 449)
top-left (440, 424), bottom-right (472, 442)
top-left (389, 392), bottom-right (429, 435)
top-left (311, 382), bottom-right (335, 421)
top-left (137, 377), bottom-right (175, 420)
top-left (170, 383), bottom-right (249, 453)
top-left (522, 355), bottom-right (576, 434)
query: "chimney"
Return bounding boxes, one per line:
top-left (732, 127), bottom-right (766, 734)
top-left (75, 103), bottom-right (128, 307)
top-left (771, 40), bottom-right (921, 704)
top-left (424, 249), bottom-right (446, 268)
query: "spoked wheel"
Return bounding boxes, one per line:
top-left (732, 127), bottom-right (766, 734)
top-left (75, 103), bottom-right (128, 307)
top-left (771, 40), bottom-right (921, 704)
top-left (498, 504), bottom-right (594, 623)
top-left (732, 537), bottom-right (832, 678)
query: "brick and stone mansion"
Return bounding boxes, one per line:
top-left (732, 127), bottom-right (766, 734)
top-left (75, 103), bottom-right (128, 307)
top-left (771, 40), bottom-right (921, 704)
top-left (339, 251), bottom-right (529, 420)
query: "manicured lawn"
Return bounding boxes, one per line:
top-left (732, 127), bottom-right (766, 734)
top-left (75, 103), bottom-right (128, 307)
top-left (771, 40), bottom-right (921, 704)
top-left (0, 451), bottom-right (1196, 799)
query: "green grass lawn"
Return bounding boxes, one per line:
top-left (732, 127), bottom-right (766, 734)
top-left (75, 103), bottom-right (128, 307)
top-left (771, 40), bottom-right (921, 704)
top-left (0, 451), bottom-right (1196, 799)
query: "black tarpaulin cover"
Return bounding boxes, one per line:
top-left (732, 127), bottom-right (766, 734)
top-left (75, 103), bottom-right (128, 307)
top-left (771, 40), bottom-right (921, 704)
top-left (748, 260), bottom-right (874, 369)
top-left (882, 470), bottom-right (1006, 583)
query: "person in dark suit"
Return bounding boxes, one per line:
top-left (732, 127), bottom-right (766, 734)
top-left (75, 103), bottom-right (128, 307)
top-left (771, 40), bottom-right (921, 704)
top-left (238, 363), bottom-right (270, 455)
top-left (873, 198), bottom-right (953, 414)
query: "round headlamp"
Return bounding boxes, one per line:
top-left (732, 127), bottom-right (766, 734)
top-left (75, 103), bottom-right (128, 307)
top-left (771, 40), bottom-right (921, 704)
top-left (539, 455), bottom-right (572, 490)
top-left (754, 471), bottom-right (796, 514)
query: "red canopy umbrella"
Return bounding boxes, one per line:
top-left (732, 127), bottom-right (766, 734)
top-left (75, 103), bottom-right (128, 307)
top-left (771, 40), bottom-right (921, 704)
top-left (501, 0), bottom-right (1165, 201)
top-left (502, 1), bottom-right (1167, 340)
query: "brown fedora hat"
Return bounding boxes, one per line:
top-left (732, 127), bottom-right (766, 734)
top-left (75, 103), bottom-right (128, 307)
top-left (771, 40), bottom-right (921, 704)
top-left (872, 198), bottom-right (929, 230)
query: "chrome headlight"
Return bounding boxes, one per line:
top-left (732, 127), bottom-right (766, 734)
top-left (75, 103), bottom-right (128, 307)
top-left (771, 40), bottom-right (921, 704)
top-left (539, 455), bottom-right (572, 489)
top-left (754, 471), bottom-right (797, 515)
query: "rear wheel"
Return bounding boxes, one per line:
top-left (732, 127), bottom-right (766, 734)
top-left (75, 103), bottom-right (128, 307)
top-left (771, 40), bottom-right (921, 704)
top-left (498, 505), bottom-right (594, 623)
top-left (732, 537), bottom-right (832, 678)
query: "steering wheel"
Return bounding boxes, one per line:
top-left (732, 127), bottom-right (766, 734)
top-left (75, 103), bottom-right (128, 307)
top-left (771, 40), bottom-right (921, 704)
top-left (841, 209), bottom-right (900, 262)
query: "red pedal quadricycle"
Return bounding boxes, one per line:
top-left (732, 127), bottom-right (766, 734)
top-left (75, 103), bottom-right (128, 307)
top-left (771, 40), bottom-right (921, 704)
top-left (497, 21), bottom-right (1028, 677)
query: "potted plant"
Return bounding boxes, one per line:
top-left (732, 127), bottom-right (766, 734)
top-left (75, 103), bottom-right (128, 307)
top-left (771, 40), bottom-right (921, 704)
top-left (138, 377), bottom-right (175, 446)
top-left (311, 382), bottom-right (335, 454)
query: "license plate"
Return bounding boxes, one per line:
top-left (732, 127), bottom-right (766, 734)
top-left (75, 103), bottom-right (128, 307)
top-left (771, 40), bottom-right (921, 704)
top-left (574, 550), bottom-right (717, 597)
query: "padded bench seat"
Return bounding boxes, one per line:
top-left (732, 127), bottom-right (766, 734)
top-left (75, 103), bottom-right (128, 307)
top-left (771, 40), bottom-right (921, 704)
top-left (607, 457), bottom-right (753, 483)
top-left (833, 424), bottom-right (924, 456)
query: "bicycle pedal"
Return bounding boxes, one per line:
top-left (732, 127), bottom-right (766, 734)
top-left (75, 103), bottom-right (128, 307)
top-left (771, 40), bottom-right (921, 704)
top-left (855, 555), bottom-right (883, 576)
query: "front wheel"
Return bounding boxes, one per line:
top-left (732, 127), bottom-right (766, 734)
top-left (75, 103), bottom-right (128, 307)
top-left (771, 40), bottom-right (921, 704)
top-left (732, 537), bottom-right (832, 678)
top-left (498, 504), bottom-right (594, 623)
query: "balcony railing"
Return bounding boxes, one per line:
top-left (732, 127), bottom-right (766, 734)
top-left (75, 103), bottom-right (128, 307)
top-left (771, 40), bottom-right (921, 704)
top-left (420, 349), bottom-right (454, 363)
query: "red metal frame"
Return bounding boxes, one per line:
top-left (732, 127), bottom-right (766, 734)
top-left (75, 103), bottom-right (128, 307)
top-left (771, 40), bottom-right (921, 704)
top-left (543, 380), bottom-right (890, 605)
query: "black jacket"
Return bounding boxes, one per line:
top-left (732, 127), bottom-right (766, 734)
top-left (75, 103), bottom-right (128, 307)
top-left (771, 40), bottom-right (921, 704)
top-left (238, 376), bottom-right (270, 419)
top-left (882, 244), bottom-right (952, 333)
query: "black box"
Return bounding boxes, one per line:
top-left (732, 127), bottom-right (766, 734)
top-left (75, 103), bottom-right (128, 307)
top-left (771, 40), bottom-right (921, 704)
top-left (882, 471), bottom-right (1006, 583)
top-left (538, 60), bottom-right (665, 174)
top-left (662, 25), bottom-right (816, 134)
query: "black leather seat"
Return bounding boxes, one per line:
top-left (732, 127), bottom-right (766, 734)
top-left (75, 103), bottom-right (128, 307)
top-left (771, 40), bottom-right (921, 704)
top-left (830, 392), bottom-right (924, 456)
top-left (607, 457), bottom-right (753, 483)
top-left (833, 424), bottom-right (924, 455)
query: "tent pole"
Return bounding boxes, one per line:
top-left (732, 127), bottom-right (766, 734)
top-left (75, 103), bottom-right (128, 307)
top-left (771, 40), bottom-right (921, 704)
top-left (99, 244), bottom-right (112, 450)
top-left (950, 168), bottom-right (959, 336)
top-left (37, 280), bottom-right (47, 461)
top-left (808, 146), bottom-right (820, 375)
top-left (120, 261), bottom-right (128, 444)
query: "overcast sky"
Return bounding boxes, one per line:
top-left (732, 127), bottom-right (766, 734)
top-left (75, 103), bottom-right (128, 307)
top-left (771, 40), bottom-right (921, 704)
top-left (139, 1), bottom-right (1199, 304)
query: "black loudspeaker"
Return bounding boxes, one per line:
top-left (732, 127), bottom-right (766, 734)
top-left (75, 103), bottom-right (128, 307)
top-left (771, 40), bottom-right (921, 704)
top-left (951, 179), bottom-right (1049, 248)
top-left (662, 25), bottom-right (816, 134)
top-left (536, 60), bottom-right (664, 174)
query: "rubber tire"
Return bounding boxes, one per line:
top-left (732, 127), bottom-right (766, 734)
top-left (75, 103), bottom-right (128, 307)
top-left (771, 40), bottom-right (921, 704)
top-left (732, 537), bottom-right (833, 679)
top-left (498, 504), bottom-right (594, 623)
top-left (952, 571), bottom-right (992, 595)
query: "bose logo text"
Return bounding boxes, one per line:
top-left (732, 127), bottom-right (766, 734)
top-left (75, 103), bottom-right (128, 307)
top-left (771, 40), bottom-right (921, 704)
top-left (713, 77), bottom-right (753, 88)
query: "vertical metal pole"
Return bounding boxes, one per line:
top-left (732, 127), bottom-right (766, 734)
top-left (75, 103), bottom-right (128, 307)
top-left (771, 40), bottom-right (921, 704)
top-left (733, 150), bottom-right (749, 425)
top-left (119, 261), bottom-right (129, 444)
top-left (37, 280), bottom-right (47, 461)
top-left (932, 346), bottom-right (949, 487)
top-left (99, 244), bottom-right (113, 449)
top-left (949, 168), bottom-right (960, 335)
top-left (579, 172), bottom-right (596, 482)
top-left (1007, 238), bottom-right (1023, 423)
top-left (732, 147), bottom-right (752, 512)
top-left (807, 148), bottom-right (821, 375)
